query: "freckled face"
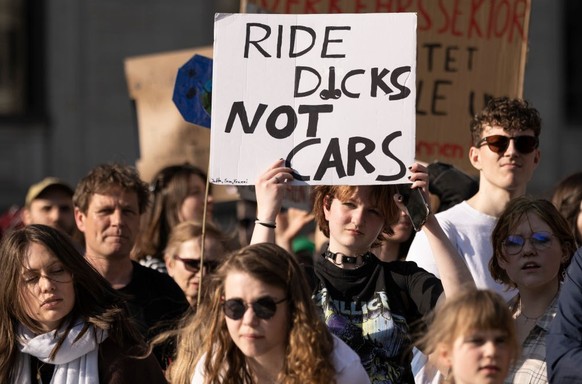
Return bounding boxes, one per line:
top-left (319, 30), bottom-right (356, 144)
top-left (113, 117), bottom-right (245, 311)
top-left (324, 186), bottom-right (385, 255)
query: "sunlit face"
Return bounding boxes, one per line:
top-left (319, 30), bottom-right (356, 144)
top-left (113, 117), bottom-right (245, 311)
top-left (75, 187), bottom-right (140, 260)
top-left (498, 212), bottom-right (565, 292)
top-left (223, 271), bottom-right (288, 367)
top-left (389, 210), bottom-right (413, 243)
top-left (23, 189), bottom-right (75, 235)
top-left (179, 174), bottom-right (212, 222)
top-left (443, 329), bottom-right (512, 384)
top-left (166, 236), bottom-right (224, 305)
top-left (577, 201), bottom-right (582, 241)
top-left (470, 126), bottom-right (540, 193)
top-left (20, 242), bottom-right (75, 332)
top-left (323, 186), bottom-right (385, 255)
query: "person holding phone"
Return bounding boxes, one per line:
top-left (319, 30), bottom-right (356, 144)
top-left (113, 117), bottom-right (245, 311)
top-left (408, 97), bottom-right (542, 301)
top-left (251, 160), bottom-right (475, 383)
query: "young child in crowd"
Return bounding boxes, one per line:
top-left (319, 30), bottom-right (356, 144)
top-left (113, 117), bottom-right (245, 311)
top-left (417, 289), bottom-right (519, 384)
top-left (251, 159), bottom-right (474, 383)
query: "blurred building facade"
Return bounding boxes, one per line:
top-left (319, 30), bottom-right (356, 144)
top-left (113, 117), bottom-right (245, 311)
top-left (0, 0), bottom-right (579, 211)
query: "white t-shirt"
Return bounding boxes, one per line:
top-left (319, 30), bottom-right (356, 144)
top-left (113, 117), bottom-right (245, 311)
top-left (191, 334), bottom-right (370, 383)
top-left (407, 201), bottom-right (516, 301)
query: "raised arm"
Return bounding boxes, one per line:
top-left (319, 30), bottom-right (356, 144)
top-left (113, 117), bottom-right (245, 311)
top-left (250, 159), bottom-right (294, 244)
top-left (275, 208), bottom-right (315, 253)
top-left (404, 163), bottom-right (475, 301)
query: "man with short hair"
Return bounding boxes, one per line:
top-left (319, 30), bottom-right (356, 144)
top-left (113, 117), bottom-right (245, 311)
top-left (22, 177), bottom-right (76, 236)
top-left (408, 97), bottom-right (542, 299)
top-left (73, 163), bottom-right (189, 367)
top-left (408, 97), bottom-right (542, 383)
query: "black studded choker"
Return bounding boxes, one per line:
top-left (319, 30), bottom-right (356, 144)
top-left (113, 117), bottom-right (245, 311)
top-left (324, 249), bottom-right (373, 266)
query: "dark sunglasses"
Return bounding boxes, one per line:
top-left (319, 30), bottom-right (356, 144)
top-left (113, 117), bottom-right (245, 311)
top-left (222, 296), bottom-right (287, 320)
top-left (477, 135), bottom-right (538, 154)
top-left (173, 255), bottom-right (220, 272)
top-left (502, 231), bottom-right (553, 255)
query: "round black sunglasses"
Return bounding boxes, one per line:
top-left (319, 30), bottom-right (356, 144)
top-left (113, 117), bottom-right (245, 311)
top-left (222, 296), bottom-right (287, 320)
top-left (477, 135), bottom-right (538, 154)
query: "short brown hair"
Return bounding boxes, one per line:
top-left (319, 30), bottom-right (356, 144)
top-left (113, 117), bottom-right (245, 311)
top-left (73, 163), bottom-right (150, 214)
top-left (489, 196), bottom-right (576, 288)
top-left (312, 184), bottom-right (399, 248)
top-left (470, 97), bottom-right (542, 146)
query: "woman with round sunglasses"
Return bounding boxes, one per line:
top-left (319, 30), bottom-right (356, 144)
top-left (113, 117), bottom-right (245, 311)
top-left (489, 196), bottom-right (576, 383)
top-left (251, 160), bottom-right (474, 383)
top-left (0, 224), bottom-right (166, 383)
top-left (166, 242), bottom-right (370, 384)
top-left (164, 220), bottom-right (228, 307)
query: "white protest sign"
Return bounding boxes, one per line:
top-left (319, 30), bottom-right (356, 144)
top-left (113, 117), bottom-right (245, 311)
top-left (210, 13), bottom-right (416, 185)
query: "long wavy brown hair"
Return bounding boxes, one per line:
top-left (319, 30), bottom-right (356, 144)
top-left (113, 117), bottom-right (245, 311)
top-left (0, 224), bottom-right (144, 383)
top-left (135, 163), bottom-right (209, 261)
top-left (167, 243), bottom-right (336, 384)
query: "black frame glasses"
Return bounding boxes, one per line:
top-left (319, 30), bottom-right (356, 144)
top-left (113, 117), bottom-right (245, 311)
top-left (173, 255), bottom-right (220, 272)
top-left (502, 231), bottom-right (554, 255)
top-left (222, 296), bottom-right (287, 320)
top-left (477, 135), bottom-right (539, 154)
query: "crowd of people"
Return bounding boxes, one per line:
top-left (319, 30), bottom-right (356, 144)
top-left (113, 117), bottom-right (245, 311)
top-left (0, 95), bottom-right (581, 383)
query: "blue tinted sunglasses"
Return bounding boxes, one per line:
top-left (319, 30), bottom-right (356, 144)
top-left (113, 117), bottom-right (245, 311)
top-left (502, 231), bottom-right (553, 255)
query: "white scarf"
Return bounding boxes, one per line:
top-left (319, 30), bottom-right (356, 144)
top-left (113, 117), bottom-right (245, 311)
top-left (14, 321), bottom-right (108, 384)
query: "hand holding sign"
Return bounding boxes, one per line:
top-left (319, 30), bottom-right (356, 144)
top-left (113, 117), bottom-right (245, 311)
top-left (253, 159), bottom-right (294, 222)
top-left (210, 13), bottom-right (417, 186)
